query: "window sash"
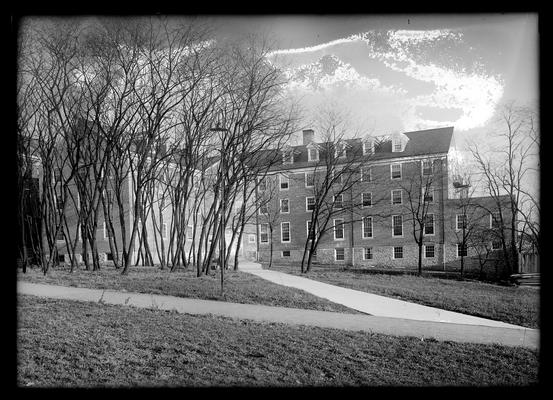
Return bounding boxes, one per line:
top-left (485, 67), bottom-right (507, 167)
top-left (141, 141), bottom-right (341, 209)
top-left (425, 245), bottom-right (435, 258)
top-left (334, 219), bottom-right (344, 239)
top-left (280, 199), bottom-right (289, 213)
top-left (361, 167), bottom-right (371, 182)
top-left (393, 246), bottom-right (403, 259)
top-left (392, 190), bottom-right (402, 204)
top-left (391, 163), bottom-right (401, 179)
top-left (281, 222), bottom-right (290, 242)
top-left (457, 243), bottom-right (468, 257)
top-left (363, 217), bottom-right (373, 238)
top-left (306, 197), bottom-right (315, 211)
top-left (334, 194), bottom-right (343, 209)
top-left (422, 160), bottom-right (433, 175)
top-left (260, 224), bottom-right (269, 243)
top-left (280, 175), bottom-right (289, 190)
top-left (392, 215), bottom-right (403, 236)
top-left (456, 214), bottom-right (467, 230)
top-left (305, 173), bottom-right (314, 187)
top-left (424, 214), bottom-right (435, 235)
top-left (335, 248), bottom-right (345, 261)
top-left (362, 192), bottom-right (372, 207)
top-left (364, 247), bottom-right (373, 260)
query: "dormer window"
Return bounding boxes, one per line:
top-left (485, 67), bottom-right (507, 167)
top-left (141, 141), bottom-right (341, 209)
top-left (307, 145), bottom-right (319, 162)
top-left (392, 137), bottom-right (402, 152)
top-left (335, 142), bottom-right (346, 159)
top-left (363, 139), bottom-right (374, 156)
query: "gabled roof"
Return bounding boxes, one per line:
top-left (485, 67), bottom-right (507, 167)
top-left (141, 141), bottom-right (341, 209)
top-left (266, 126), bottom-right (454, 171)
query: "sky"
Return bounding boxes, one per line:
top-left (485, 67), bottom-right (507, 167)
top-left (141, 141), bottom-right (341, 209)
top-left (205, 14), bottom-right (539, 149)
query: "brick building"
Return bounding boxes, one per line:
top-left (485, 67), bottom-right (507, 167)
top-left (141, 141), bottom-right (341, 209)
top-left (255, 127), bottom-right (512, 272)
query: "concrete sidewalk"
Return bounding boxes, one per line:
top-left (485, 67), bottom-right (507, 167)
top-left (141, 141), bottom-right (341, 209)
top-left (18, 281), bottom-right (538, 349)
top-left (238, 261), bottom-right (527, 329)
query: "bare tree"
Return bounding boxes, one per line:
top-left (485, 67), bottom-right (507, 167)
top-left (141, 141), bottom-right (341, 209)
top-left (469, 101), bottom-right (539, 276)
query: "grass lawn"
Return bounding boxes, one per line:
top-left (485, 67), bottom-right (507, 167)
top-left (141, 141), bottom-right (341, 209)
top-left (17, 295), bottom-right (539, 387)
top-left (266, 265), bottom-right (540, 329)
top-left (17, 265), bottom-right (359, 314)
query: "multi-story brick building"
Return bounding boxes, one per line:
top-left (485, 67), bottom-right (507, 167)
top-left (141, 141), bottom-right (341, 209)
top-left (255, 127), bottom-right (512, 272)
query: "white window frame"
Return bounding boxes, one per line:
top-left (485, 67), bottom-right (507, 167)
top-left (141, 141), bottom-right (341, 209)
top-left (280, 198), bottom-right (290, 214)
top-left (279, 174), bottom-right (289, 190)
top-left (392, 215), bottom-right (403, 237)
top-left (335, 142), bottom-right (346, 159)
top-left (363, 140), bottom-right (374, 156)
top-left (305, 172), bottom-right (314, 188)
top-left (422, 187), bottom-right (434, 203)
top-left (456, 214), bottom-right (467, 231)
top-left (306, 196), bottom-right (315, 212)
top-left (334, 194), bottom-right (343, 209)
top-left (391, 163), bottom-right (402, 179)
top-left (422, 159), bottom-right (433, 175)
top-left (307, 147), bottom-right (319, 162)
top-left (362, 192), bottom-right (372, 208)
top-left (103, 221), bottom-right (114, 240)
top-left (361, 166), bottom-right (372, 182)
top-left (393, 246), bottom-right (403, 259)
top-left (392, 138), bottom-right (402, 153)
top-left (281, 250), bottom-right (291, 257)
top-left (259, 223), bottom-right (269, 243)
top-left (424, 213), bottom-right (435, 236)
top-left (363, 247), bottom-right (373, 260)
top-left (248, 234), bottom-right (256, 244)
top-left (490, 212), bottom-right (501, 229)
top-left (334, 218), bottom-right (345, 240)
top-left (391, 189), bottom-right (402, 205)
top-left (306, 220), bottom-right (317, 241)
top-left (424, 244), bottom-right (435, 258)
top-left (362, 216), bottom-right (373, 239)
top-left (259, 203), bottom-right (268, 215)
top-left (281, 222), bottom-right (291, 243)
top-left (335, 247), bottom-right (345, 261)
top-left (491, 239), bottom-right (502, 250)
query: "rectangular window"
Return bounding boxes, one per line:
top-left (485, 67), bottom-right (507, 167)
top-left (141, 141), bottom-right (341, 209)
top-left (334, 219), bottom-right (344, 240)
top-left (362, 192), bottom-right (372, 207)
top-left (335, 143), bottom-right (346, 159)
top-left (306, 196), bottom-right (315, 211)
top-left (280, 174), bottom-right (289, 190)
top-left (393, 246), bottom-right (403, 259)
top-left (423, 188), bottom-right (434, 203)
top-left (424, 214), bottom-right (435, 235)
top-left (308, 148), bottom-right (319, 162)
top-left (490, 212), bottom-right (501, 229)
top-left (305, 172), bottom-right (314, 187)
top-left (335, 248), bottom-right (345, 261)
top-left (456, 214), bottom-right (467, 230)
top-left (58, 253), bottom-right (65, 263)
top-left (422, 160), bottom-right (433, 175)
top-left (391, 163), bottom-right (402, 179)
top-left (106, 252), bottom-right (114, 261)
top-left (362, 216), bottom-right (373, 238)
top-left (334, 194), bottom-right (343, 209)
top-left (361, 167), bottom-right (372, 182)
top-left (425, 245), bottom-right (435, 258)
top-left (457, 243), bottom-right (468, 257)
top-left (392, 215), bottom-right (403, 237)
top-left (363, 141), bottom-right (373, 156)
top-left (492, 239), bottom-right (502, 250)
top-left (364, 247), bottom-right (373, 260)
top-left (162, 223), bottom-right (168, 239)
top-left (259, 224), bottom-right (269, 243)
top-left (392, 189), bottom-right (402, 205)
top-left (281, 222), bottom-right (290, 243)
top-left (282, 250), bottom-right (291, 257)
top-left (393, 139), bottom-right (402, 152)
top-left (259, 203), bottom-right (268, 215)
top-left (248, 234), bottom-right (256, 243)
top-left (280, 199), bottom-right (289, 213)
top-left (306, 220), bottom-right (316, 241)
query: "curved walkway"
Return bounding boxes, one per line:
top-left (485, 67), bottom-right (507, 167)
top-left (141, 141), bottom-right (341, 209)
top-left (18, 281), bottom-right (538, 349)
top-left (238, 261), bottom-right (526, 329)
